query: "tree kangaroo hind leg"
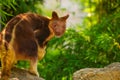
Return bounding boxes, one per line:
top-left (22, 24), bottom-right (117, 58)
top-left (23, 39), bottom-right (39, 76)
top-left (1, 48), bottom-right (15, 80)
top-left (29, 58), bottom-right (39, 77)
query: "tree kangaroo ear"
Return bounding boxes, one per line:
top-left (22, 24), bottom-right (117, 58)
top-left (61, 14), bottom-right (69, 20)
top-left (52, 11), bottom-right (59, 19)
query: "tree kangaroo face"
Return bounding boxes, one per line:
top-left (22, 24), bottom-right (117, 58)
top-left (50, 11), bottom-right (69, 37)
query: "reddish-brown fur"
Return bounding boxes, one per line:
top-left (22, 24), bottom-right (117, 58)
top-left (0, 11), bottom-right (69, 80)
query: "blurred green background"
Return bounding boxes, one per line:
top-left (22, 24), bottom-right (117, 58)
top-left (1, 0), bottom-right (120, 80)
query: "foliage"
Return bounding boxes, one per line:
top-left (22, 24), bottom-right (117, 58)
top-left (0, 0), bottom-right (43, 30)
top-left (37, 11), bottom-right (120, 80)
top-left (0, 0), bottom-right (16, 29)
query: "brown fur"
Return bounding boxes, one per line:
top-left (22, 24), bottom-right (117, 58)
top-left (0, 11), bottom-right (69, 80)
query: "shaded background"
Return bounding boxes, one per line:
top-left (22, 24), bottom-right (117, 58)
top-left (0, 0), bottom-right (120, 80)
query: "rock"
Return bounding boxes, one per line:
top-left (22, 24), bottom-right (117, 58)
top-left (0, 67), bottom-right (44, 80)
top-left (73, 62), bottom-right (120, 80)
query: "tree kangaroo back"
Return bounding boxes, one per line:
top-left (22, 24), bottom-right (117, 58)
top-left (0, 11), bottom-right (69, 80)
